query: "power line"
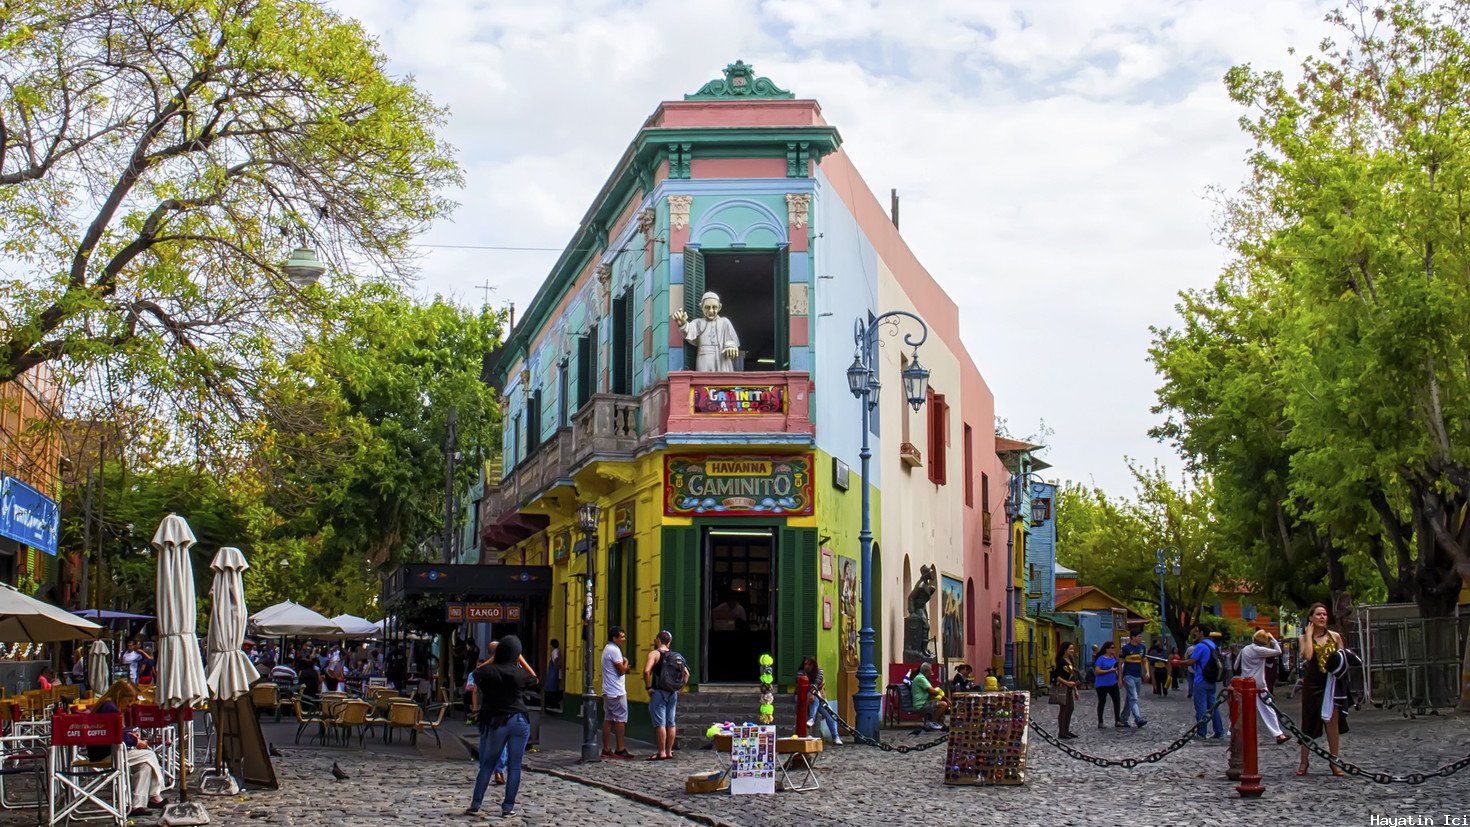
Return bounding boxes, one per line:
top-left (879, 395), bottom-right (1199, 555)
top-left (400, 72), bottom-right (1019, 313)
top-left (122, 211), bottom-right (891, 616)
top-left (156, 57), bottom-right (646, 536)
top-left (416, 243), bottom-right (565, 252)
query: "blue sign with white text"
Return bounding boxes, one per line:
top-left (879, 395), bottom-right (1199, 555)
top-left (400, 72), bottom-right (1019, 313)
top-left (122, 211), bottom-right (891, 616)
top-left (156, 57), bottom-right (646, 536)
top-left (0, 476), bottom-right (60, 556)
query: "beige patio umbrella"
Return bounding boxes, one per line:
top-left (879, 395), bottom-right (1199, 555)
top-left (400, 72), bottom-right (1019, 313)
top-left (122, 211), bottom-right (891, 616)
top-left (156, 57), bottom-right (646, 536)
top-left (205, 547), bottom-right (258, 700)
top-left (153, 514), bottom-right (209, 825)
top-left (87, 639), bottom-right (112, 697)
top-left (0, 582), bottom-right (102, 641)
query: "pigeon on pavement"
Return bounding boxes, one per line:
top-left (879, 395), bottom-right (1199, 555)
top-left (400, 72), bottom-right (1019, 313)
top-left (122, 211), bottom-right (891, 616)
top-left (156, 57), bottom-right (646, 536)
top-left (331, 762), bottom-right (349, 781)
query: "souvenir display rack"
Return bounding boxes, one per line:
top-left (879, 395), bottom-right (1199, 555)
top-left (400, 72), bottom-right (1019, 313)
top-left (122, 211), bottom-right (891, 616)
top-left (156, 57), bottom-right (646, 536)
top-left (943, 690), bottom-right (1029, 786)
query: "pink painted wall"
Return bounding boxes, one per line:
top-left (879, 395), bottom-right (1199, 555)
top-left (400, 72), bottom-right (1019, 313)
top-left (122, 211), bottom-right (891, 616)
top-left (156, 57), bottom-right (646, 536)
top-left (690, 157), bottom-right (790, 179)
top-left (648, 100), bottom-right (826, 129)
top-left (816, 147), bottom-right (1006, 677)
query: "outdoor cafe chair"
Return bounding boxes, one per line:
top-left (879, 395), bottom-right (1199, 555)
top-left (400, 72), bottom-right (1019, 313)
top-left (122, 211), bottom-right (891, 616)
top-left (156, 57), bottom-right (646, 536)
top-left (384, 702), bottom-right (421, 746)
top-left (326, 701), bottom-right (374, 748)
top-left (58, 685), bottom-right (81, 703)
top-left (251, 683), bottom-right (283, 724)
top-left (292, 698), bottom-right (324, 746)
top-left (49, 712), bottom-right (130, 826)
top-left (415, 701), bottom-right (447, 748)
top-left (0, 732), bottom-right (47, 821)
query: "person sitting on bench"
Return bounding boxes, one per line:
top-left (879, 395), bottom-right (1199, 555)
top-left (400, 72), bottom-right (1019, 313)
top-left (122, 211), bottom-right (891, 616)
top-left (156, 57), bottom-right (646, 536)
top-left (909, 662), bottom-right (948, 730)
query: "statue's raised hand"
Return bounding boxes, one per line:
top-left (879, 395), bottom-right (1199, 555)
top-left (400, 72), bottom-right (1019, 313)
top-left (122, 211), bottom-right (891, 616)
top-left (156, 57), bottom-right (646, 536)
top-left (672, 309), bottom-right (689, 326)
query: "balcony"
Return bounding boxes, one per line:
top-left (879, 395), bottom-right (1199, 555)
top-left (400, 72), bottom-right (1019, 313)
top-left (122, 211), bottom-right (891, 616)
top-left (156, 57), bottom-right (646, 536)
top-left (480, 393), bottom-right (644, 549)
top-left (659, 371), bottom-right (814, 437)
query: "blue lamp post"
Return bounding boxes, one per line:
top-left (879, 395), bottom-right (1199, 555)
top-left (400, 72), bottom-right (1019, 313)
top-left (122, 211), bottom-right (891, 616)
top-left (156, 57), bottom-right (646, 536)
top-left (846, 312), bottom-right (930, 740)
top-left (1155, 545), bottom-right (1181, 648)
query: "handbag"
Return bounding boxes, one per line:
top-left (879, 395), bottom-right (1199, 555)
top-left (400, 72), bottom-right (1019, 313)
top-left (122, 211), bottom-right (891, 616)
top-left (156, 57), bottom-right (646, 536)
top-left (1047, 685), bottom-right (1070, 706)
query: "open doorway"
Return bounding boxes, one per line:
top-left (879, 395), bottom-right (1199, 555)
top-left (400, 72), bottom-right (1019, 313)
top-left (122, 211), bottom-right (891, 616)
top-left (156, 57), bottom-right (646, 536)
top-left (703, 251), bottom-right (784, 370)
top-left (704, 526), bottom-right (775, 682)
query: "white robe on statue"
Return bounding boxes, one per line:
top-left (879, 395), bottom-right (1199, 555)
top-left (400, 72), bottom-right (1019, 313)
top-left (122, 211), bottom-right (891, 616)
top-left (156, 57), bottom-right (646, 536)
top-left (681, 315), bottom-right (740, 371)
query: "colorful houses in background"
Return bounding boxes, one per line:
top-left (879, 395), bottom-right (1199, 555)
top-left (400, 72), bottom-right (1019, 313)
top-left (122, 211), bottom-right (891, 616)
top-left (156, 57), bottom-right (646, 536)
top-left (468, 60), bottom-right (1014, 733)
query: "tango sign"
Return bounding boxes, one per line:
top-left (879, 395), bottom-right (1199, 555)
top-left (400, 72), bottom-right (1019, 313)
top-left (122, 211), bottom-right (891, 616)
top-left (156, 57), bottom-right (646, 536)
top-left (692, 384), bottom-right (785, 414)
top-left (446, 603), bottom-right (523, 623)
top-left (665, 454), bottom-right (814, 517)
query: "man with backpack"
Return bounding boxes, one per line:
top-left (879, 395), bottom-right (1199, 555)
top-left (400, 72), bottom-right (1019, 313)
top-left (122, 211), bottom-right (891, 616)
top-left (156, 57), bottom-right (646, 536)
top-left (1180, 625), bottom-right (1226, 738)
top-left (642, 630), bottom-right (688, 761)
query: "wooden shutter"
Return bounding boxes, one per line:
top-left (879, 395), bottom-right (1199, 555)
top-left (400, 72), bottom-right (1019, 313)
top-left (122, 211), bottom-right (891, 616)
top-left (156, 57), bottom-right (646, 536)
top-left (776, 527), bottom-right (818, 685)
top-left (624, 539), bottom-right (638, 660)
top-left (660, 526), bottom-right (702, 686)
top-left (683, 248), bottom-right (705, 321)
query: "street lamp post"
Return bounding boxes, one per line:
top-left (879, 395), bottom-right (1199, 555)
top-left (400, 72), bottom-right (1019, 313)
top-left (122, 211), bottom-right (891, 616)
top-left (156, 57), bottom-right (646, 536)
top-left (846, 312), bottom-right (931, 740)
top-left (1002, 468), bottom-right (1046, 689)
top-left (576, 501), bottom-right (602, 763)
top-left (1154, 546), bottom-right (1181, 648)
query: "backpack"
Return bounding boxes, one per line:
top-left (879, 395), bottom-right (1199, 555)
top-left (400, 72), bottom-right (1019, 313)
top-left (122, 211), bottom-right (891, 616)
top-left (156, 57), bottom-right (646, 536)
top-left (1200, 640), bottom-right (1226, 683)
top-left (655, 650), bottom-right (688, 692)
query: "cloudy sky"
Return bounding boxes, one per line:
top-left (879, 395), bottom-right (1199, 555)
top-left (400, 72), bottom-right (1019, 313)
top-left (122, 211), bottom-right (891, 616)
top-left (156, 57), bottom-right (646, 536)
top-left (329, 0), bottom-right (1338, 495)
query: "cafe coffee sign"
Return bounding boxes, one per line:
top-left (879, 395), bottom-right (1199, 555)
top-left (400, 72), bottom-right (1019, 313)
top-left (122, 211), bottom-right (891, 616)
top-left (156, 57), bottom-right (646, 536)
top-left (692, 384), bottom-right (785, 414)
top-left (665, 454), bottom-right (813, 517)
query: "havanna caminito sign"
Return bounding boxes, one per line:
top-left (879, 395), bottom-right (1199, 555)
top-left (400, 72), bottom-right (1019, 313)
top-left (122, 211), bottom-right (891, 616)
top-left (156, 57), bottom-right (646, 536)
top-left (665, 454), bottom-right (814, 517)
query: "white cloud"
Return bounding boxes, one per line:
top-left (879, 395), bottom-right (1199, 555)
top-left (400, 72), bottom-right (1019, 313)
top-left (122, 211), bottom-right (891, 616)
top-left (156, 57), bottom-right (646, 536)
top-left (328, 0), bottom-right (1336, 495)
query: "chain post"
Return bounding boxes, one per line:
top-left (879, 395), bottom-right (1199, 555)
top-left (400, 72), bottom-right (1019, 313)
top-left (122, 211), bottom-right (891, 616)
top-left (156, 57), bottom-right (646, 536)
top-left (1234, 677), bottom-right (1264, 798)
top-left (795, 674), bottom-right (810, 739)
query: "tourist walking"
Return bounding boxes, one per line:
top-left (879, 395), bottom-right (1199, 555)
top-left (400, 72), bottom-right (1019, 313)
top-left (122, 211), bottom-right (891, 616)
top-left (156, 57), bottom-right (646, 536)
top-left (466, 635), bottom-right (538, 818)
top-left (1180, 626), bottom-right (1226, 738)
top-left (601, 627), bottom-right (633, 758)
top-left (797, 655), bottom-right (841, 745)
top-left (1298, 602), bottom-right (1349, 776)
top-left (1119, 631), bottom-right (1149, 727)
top-left (1235, 630), bottom-right (1290, 745)
top-left (1051, 643), bottom-right (1080, 739)
top-left (643, 630), bottom-right (689, 759)
top-left (1092, 641), bottom-right (1122, 728)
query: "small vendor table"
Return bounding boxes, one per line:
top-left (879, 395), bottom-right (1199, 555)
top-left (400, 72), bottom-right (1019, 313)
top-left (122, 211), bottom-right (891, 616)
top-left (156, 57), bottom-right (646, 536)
top-left (711, 733), bottom-right (824, 792)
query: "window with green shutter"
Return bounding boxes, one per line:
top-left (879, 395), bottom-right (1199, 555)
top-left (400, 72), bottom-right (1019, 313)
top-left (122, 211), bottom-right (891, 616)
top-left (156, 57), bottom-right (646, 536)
top-left (660, 526), bottom-right (702, 686)
top-left (776, 527), bottom-right (817, 685)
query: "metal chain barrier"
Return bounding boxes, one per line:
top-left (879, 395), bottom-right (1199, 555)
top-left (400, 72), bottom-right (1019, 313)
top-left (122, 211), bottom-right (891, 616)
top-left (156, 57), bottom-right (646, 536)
top-left (815, 698), bottom-right (951, 753)
top-left (1028, 686), bottom-right (1231, 768)
top-left (1259, 691), bottom-right (1470, 784)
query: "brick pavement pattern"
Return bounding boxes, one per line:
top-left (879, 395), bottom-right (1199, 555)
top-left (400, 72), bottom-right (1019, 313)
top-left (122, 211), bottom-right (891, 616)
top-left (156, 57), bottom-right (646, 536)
top-left (2, 691), bottom-right (1464, 825)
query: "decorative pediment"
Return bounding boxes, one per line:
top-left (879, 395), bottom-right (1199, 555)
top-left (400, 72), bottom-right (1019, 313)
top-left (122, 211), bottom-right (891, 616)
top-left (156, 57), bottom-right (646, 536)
top-left (685, 60), bottom-right (794, 101)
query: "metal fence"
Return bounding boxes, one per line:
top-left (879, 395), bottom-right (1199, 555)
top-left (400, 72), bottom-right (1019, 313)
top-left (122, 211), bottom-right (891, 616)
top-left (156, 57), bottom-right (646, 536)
top-left (1347, 605), bottom-right (1468, 715)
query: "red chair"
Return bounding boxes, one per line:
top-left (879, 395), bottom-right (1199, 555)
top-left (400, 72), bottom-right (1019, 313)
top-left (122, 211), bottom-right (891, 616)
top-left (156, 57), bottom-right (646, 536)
top-left (49, 712), bottom-right (129, 825)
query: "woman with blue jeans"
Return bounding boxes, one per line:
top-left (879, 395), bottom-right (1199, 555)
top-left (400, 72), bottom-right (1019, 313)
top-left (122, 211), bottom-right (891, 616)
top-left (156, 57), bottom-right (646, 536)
top-left (798, 656), bottom-right (842, 744)
top-left (467, 635), bottom-right (538, 818)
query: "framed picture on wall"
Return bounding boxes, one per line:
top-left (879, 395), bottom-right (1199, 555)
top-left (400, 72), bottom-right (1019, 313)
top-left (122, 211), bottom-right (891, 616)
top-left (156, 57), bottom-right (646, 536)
top-left (823, 596), bottom-right (834, 630)
top-left (820, 546), bottom-right (834, 581)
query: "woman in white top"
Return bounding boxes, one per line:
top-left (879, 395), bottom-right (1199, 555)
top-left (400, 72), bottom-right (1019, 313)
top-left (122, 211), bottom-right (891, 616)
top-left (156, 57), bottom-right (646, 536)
top-left (1235, 630), bottom-right (1291, 744)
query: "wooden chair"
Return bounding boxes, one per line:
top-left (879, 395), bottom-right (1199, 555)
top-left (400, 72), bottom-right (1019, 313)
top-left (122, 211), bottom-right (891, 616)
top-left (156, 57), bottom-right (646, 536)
top-left (57, 685), bottom-right (80, 703)
top-left (291, 698), bottom-right (323, 746)
top-left (384, 702), bottom-right (421, 745)
top-left (415, 701), bottom-right (447, 748)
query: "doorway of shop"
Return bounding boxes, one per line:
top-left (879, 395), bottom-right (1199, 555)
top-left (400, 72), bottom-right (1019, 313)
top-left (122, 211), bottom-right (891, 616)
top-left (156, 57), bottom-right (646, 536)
top-left (704, 526), bottom-right (775, 682)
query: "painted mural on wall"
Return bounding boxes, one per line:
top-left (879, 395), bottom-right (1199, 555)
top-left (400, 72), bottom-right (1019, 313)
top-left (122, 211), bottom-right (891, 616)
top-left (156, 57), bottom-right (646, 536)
top-left (941, 575), bottom-right (964, 659)
top-left (664, 454), bottom-right (813, 516)
top-left (839, 556), bottom-right (858, 668)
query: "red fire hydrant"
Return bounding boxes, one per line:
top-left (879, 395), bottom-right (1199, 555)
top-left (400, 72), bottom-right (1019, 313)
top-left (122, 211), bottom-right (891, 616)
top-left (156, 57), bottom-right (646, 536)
top-left (795, 674), bottom-right (810, 738)
top-left (1232, 677), bottom-right (1265, 798)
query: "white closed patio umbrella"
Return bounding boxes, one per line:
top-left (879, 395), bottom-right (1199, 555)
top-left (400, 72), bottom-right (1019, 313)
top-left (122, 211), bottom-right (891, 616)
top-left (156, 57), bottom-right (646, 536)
top-left (153, 514), bottom-right (209, 824)
top-left (87, 639), bottom-right (112, 696)
top-left (206, 547), bottom-right (258, 700)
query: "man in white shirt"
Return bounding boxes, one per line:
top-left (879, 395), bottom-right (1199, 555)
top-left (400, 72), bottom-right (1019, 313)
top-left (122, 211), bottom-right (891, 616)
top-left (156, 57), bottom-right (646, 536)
top-left (600, 627), bottom-right (632, 758)
top-left (120, 640), bottom-right (143, 684)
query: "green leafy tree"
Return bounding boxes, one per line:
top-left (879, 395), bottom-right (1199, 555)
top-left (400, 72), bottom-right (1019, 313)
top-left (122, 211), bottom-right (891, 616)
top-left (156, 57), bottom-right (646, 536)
top-left (1057, 462), bottom-right (1240, 646)
top-left (1158, 1), bottom-right (1470, 617)
top-left (0, 0), bottom-right (459, 443)
top-left (256, 292), bottom-right (503, 589)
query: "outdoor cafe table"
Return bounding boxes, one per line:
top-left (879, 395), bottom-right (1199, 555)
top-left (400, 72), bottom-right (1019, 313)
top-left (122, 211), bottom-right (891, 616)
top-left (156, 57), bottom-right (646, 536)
top-left (710, 733), bottom-right (824, 792)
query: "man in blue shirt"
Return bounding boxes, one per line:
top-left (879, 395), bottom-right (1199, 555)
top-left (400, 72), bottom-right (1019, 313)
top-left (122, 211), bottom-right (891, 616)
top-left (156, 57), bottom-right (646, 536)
top-left (1119, 631), bottom-right (1149, 728)
top-left (1180, 626), bottom-right (1225, 738)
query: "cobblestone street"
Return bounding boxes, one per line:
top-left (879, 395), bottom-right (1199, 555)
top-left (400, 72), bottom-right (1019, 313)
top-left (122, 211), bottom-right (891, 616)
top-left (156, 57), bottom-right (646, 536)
top-left (4, 691), bottom-right (1465, 826)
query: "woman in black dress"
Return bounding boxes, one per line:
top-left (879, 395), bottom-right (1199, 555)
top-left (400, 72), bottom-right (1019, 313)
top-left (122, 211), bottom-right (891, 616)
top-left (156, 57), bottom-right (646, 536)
top-left (1297, 602), bottom-right (1347, 776)
top-left (1051, 643), bottom-right (1080, 739)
